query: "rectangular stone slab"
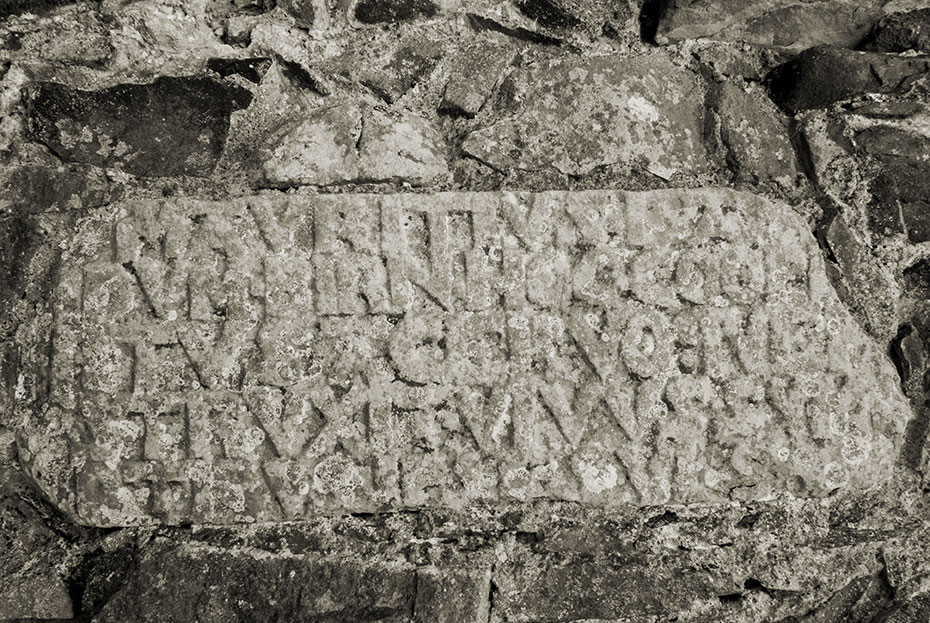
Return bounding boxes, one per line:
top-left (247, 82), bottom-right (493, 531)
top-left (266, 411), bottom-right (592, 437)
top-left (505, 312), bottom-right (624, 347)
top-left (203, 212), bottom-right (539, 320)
top-left (11, 189), bottom-right (911, 526)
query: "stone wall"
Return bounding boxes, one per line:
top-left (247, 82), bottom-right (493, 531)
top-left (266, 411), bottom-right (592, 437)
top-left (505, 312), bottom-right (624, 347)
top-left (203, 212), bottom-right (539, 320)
top-left (2, 0), bottom-right (930, 621)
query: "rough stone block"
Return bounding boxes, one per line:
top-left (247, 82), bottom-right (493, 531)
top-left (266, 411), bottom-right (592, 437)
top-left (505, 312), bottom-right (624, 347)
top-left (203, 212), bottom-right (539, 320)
top-left (655, 0), bottom-right (888, 50)
top-left (462, 53), bottom-right (710, 179)
top-left (708, 81), bottom-right (800, 187)
top-left (413, 566), bottom-right (491, 623)
top-left (11, 189), bottom-right (911, 526)
top-left (768, 45), bottom-right (930, 113)
top-left (861, 8), bottom-right (930, 53)
top-left (254, 102), bottom-right (448, 187)
top-left (494, 556), bottom-right (713, 621)
top-left (353, 0), bottom-right (439, 24)
top-left (93, 545), bottom-right (418, 623)
top-left (28, 77), bottom-right (253, 177)
top-left (440, 42), bottom-right (516, 118)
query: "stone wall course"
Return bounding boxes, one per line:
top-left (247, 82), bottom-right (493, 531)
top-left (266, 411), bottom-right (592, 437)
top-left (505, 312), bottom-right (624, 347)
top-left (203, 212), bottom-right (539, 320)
top-left (3, 0), bottom-right (930, 620)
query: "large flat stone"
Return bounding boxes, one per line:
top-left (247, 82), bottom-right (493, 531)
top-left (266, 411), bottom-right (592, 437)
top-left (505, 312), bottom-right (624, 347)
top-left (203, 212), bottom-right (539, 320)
top-left (11, 189), bottom-right (910, 526)
top-left (28, 77), bottom-right (252, 177)
top-left (93, 545), bottom-right (418, 623)
top-left (461, 54), bottom-right (710, 180)
top-left (655, 0), bottom-right (889, 50)
top-left (768, 45), bottom-right (930, 113)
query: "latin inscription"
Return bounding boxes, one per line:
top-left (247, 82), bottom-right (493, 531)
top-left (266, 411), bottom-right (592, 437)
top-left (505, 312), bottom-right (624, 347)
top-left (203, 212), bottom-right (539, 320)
top-left (11, 190), bottom-right (911, 526)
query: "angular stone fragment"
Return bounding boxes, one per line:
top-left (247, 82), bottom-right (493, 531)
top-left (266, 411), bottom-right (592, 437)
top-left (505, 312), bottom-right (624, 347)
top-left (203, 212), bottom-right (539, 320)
top-left (206, 57), bottom-right (272, 84)
top-left (870, 161), bottom-right (930, 242)
top-left (0, 0), bottom-right (74, 18)
top-left (413, 567), bottom-right (491, 623)
top-left (655, 0), bottom-right (888, 50)
top-left (93, 544), bottom-right (417, 622)
top-left (440, 42), bottom-right (516, 117)
top-left (768, 45), bottom-right (930, 113)
top-left (709, 81), bottom-right (800, 186)
top-left (0, 469), bottom-right (75, 620)
top-left (256, 103), bottom-right (448, 186)
top-left (462, 54), bottom-right (710, 179)
top-left (357, 109), bottom-right (449, 183)
top-left (861, 8), bottom-right (930, 53)
top-left (0, 164), bottom-right (115, 215)
top-left (361, 45), bottom-right (439, 104)
top-left (510, 0), bottom-right (635, 38)
top-left (827, 214), bottom-right (899, 340)
top-left (11, 189), bottom-right (910, 526)
top-left (28, 77), bottom-right (253, 177)
top-left (257, 102), bottom-right (363, 186)
top-left (353, 0), bottom-right (438, 24)
top-left (494, 555), bottom-right (714, 621)
top-left (278, 0), bottom-right (316, 28)
top-left (0, 569), bottom-right (73, 620)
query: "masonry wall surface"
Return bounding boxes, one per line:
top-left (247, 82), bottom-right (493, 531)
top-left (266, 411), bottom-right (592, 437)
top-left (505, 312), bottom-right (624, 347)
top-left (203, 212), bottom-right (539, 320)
top-left (3, 0), bottom-right (930, 621)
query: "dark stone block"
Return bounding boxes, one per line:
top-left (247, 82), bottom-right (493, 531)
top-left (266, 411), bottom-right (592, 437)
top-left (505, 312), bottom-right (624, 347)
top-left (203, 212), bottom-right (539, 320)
top-left (93, 546), bottom-right (418, 622)
top-left (879, 593), bottom-right (930, 623)
top-left (412, 567), bottom-right (490, 623)
top-left (516, 0), bottom-right (581, 29)
top-left (279, 0), bottom-right (316, 28)
top-left (768, 45), bottom-right (930, 112)
top-left (902, 202), bottom-right (930, 244)
top-left (0, 0), bottom-right (78, 19)
top-left (362, 46), bottom-right (438, 103)
top-left (854, 125), bottom-right (930, 162)
top-left (869, 161), bottom-right (930, 241)
top-left (0, 165), bottom-right (115, 215)
top-left (0, 215), bottom-right (36, 314)
top-left (354, 0), bottom-right (438, 24)
top-left (495, 557), bottom-right (715, 621)
top-left (28, 76), bottom-right (253, 177)
top-left (904, 259), bottom-right (930, 301)
top-left (860, 8), bottom-right (930, 54)
top-left (206, 57), bottom-right (272, 84)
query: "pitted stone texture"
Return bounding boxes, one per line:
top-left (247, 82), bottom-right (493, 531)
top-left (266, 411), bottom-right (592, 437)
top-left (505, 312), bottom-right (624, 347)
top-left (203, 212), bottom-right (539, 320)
top-left (12, 189), bottom-right (910, 526)
top-left (655, 0), bottom-right (889, 50)
top-left (462, 54), bottom-right (710, 180)
top-left (28, 78), bottom-right (253, 177)
top-left (253, 102), bottom-right (449, 187)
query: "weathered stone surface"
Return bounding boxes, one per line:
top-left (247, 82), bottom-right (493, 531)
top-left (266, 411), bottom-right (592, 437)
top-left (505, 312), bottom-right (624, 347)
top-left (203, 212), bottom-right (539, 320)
top-left (206, 57), bottom-right (272, 84)
top-left (0, 165), bottom-right (116, 215)
top-left (462, 54), bottom-right (710, 179)
top-left (514, 0), bottom-right (634, 37)
top-left (412, 567), bottom-right (491, 623)
top-left (93, 544), bottom-right (418, 623)
top-left (360, 45), bottom-right (440, 104)
top-left (882, 524), bottom-right (930, 599)
top-left (255, 103), bottom-right (448, 186)
top-left (861, 8), bottom-right (930, 53)
top-left (0, 567), bottom-right (73, 620)
top-left (440, 41), bottom-right (516, 118)
top-left (827, 214), bottom-right (899, 340)
top-left (494, 556), bottom-right (714, 621)
top-left (708, 81), bottom-right (800, 187)
top-left (0, 468), bottom-right (76, 621)
top-left (0, 0), bottom-right (74, 19)
top-left (11, 189), bottom-right (910, 526)
top-left (353, 0), bottom-right (438, 24)
top-left (278, 0), bottom-right (316, 28)
top-left (768, 45), bottom-right (930, 113)
top-left (802, 96), bottom-right (930, 252)
top-left (870, 161), bottom-right (930, 243)
top-left (655, 0), bottom-right (888, 50)
top-left (28, 77), bottom-right (253, 177)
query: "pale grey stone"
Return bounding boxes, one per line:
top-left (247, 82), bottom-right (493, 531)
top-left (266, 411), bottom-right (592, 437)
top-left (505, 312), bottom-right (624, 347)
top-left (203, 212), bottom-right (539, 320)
top-left (11, 189), bottom-right (911, 526)
top-left (461, 54), bottom-right (711, 179)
